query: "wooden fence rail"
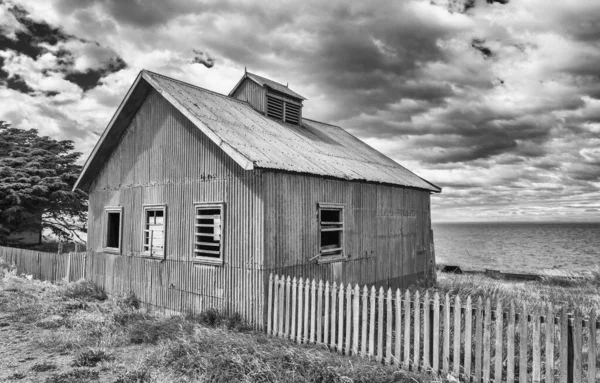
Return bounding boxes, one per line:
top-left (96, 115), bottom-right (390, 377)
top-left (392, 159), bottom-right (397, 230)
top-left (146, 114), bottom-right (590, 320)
top-left (267, 274), bottom-right (600, 383)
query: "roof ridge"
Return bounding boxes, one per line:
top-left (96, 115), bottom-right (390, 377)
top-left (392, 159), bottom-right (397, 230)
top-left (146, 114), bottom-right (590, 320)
top-left (247, 71), bottom-right (287, 88)
top-left (142, 69), bottom-right (248, 106)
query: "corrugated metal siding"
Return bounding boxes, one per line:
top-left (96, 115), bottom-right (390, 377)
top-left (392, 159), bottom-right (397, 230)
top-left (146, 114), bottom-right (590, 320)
top-left (144, 71), bottom-right (439, 192)
top-left (231, 78), bottom-right (266, 113)
top-left (88, 89), bottom-right (265, 324)
top-left (262, 171), bottom-right (433, 290)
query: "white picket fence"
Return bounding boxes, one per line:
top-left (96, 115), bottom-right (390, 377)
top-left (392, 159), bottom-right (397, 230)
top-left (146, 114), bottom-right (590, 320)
top-left (266, 274), bottom-right (599, 383)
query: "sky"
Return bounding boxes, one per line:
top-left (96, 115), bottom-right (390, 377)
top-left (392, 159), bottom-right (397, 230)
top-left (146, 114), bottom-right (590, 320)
top-left (0, 0), bottom-right (599, 223)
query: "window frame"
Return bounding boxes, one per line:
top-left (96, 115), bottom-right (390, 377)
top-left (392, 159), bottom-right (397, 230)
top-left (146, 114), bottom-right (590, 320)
top-left (317, 203), bottom-right (345, 263)
top-left (103, 206), bottom-right (123, 254)
top-left (192, 202), bottom-right (225, 266)
top-left (141, 204), bottom-right (167, 259)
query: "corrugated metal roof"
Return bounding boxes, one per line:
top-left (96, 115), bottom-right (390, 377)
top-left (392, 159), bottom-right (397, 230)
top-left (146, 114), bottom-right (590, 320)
top-left (246, 72), bottom-right (306, 100)
top-left (144, 71), bottom-right (440, 192)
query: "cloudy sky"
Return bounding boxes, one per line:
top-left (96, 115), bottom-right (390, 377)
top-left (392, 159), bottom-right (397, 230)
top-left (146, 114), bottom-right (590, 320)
top-left (1, 0), bottom-right (599, 223)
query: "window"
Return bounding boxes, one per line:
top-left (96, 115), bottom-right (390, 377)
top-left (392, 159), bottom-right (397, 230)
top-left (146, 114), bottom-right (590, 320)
top-left (266, 93), bottom-right (302, 124)
top-left (104, 207), bottom-right (123, 253)
top-left (194, 203), bottom-right (224, 264)
top-left (143, 205), bottom-right (166, 257)
top-left (319, 204), bottom-right (344, 260)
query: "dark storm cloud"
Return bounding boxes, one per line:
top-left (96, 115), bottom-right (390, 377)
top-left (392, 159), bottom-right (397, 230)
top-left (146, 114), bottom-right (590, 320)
top-left (191, 50), bottom-right (215, 68)
top-left (0, 3), bottom-right (71, 59)
top-left (64, 56), bottom-right (127, 91)
top-left (0, 2), bottom-right (128, 93)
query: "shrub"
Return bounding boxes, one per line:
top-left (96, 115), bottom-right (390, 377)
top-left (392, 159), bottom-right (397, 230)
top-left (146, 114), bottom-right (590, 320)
top-left (31, 362), bottom-right (57, 372)
top-left (72, 348), bottom-right (113, 367)
top-left (128, 316), bottom-right (194, 344)
top-left (114, 369), bottom-right (150, 383)
top-left (45, 369), bottom-right (99, 383)
top-left (121, 291), bottom-right (140, 309)
top-left (63, 279), bottom-right (107, 301)
top-left (192, 308), bottom-right (251, 332)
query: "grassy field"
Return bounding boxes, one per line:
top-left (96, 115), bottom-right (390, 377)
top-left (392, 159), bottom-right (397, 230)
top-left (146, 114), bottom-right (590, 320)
top-left (432, 268), bottom-right (600, 314)
top-left (0, 260), bottom-right (443, 383)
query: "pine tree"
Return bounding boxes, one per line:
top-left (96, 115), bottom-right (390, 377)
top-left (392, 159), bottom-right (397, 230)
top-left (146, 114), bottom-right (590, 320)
top-left (0, 121), bottom-right (88, 243)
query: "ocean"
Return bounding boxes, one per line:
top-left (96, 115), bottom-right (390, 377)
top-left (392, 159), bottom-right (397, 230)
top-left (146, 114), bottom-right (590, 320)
top-left (432, 222), bottom-right (600, 273)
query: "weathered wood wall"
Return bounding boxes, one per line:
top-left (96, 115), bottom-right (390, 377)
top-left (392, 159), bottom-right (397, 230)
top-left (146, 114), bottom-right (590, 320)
top-left (87, 88), bottom-right (265, 322)
top-left (262, 171), bottom-right (434, 290)
top-left (231, 78), bottom-right (266, 113)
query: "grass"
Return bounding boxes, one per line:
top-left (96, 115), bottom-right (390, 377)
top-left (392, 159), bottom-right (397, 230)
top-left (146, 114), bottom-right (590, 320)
top-left (431, 268), bottom-right (600, 314)
top-left (0, 260), bottom-right (443, 383)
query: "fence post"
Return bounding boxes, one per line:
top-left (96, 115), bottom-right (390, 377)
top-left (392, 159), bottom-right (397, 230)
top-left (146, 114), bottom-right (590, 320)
top-left (273, 275), bottom-right (279, 336)
top-left (475, 296), bottom-right (483, 383)
top-left (317, 280), bottom-right (323, 344)
top-left (443, 293), bottom-right (451, 374)
top-left (304, 278), bottom-right (310, 344)
top-left (285, 276), bottom-right (291, 338)
top-left (465, 295), bottom-right (473, 382)
top-left (567, 314), bottom-right (573, 383)
top-left (310, 279), bottom-right (316, 344)
top-left (330, 282), bottom-right (336, 348)
top-left (324, 281), bottom-right (330, 346)
top-left (368, 286), bottom-right (376, 357)
top-left (483, 298), bottom-right (492, 383)
top-left (414, 290), bottom-right (421, 370)
top-left (404, 290), bottom-right (412, 370)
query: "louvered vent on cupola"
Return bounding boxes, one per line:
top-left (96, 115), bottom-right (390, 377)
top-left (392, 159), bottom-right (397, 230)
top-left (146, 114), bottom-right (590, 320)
top-left (266, 93), bottom-right (302, 125)
top-left (229, 70), bottom-right (306, 125)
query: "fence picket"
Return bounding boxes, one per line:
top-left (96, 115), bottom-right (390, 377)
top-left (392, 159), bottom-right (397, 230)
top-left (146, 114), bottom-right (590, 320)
top-left (368, 286), bottom-right (376, 357)
top-left (395, 289), bottom-right (402, 365)
top-left (423, 291), bottom-right (430, 371)
top-left (414, 290), bottom-right (421, 369)
top-left (285, 276), bottom-right (291, 338)
top-left (330, 282), bottom-right (336, 348)
top-left (297, 278), bottom-right (304, 343)
top-left (573, 308), bottom-right (582, 383)
top-left (338, 283), bottom-right (344, 353)
top-left (483, 298), bottom-right (491, 383)
top-left (560, 307), bottom-right (568, 383)
top-left (377, 286), bottom-right (384, 362)
top-left (345, 283), bottom-right (352, 354)
top-left (291, 277), bottom-right (297, 341)
top-left (507, 301), bottom-right (516, 383)
top-left (324, 281), bottom-right (330, 346)
top-left (533, 310), bottom-right (541, 383)
top-left (433, 292), bottom-right (440, 374)
top-left (443, 293), bottom-right (450, 374)
top-left (310, 279), bottom-right (316, 344)
top-left (475, 296), bottom-right (483, 383)
top-left (279, 276), bottom-right (285, 336)
top-left (465, 296), bottom-right (473, 381)
top-left (453, 295), bottom-right (461, 377)
top-left (361, 285), bottom-right (368, 357)
top-left (588, 310), bottom-right (596, 383)
top-left (495, 300), bottom-right (504, 383)
top-left (273, 275), bottom-right (280, 336)
top-left (267, 274), bottom-right (273, 335)
top-left (317, 280), bottom-right (323, 344)
top-left (520, 302), bottom-right (528, 383)
top-left (404, 290), bottom-right (412, 370)
top-left (304, 278), bottom-right (310, 344)
top-left (386, 288), bottom-right (393, 364)
top-left (546, 303), bottom-right (554, 383)
top-left (352, 284), bottom-right (360, 355)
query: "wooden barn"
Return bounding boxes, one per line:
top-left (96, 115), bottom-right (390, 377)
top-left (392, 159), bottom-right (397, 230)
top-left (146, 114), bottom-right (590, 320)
top-left (74, 69), bottom-right (441, 325)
